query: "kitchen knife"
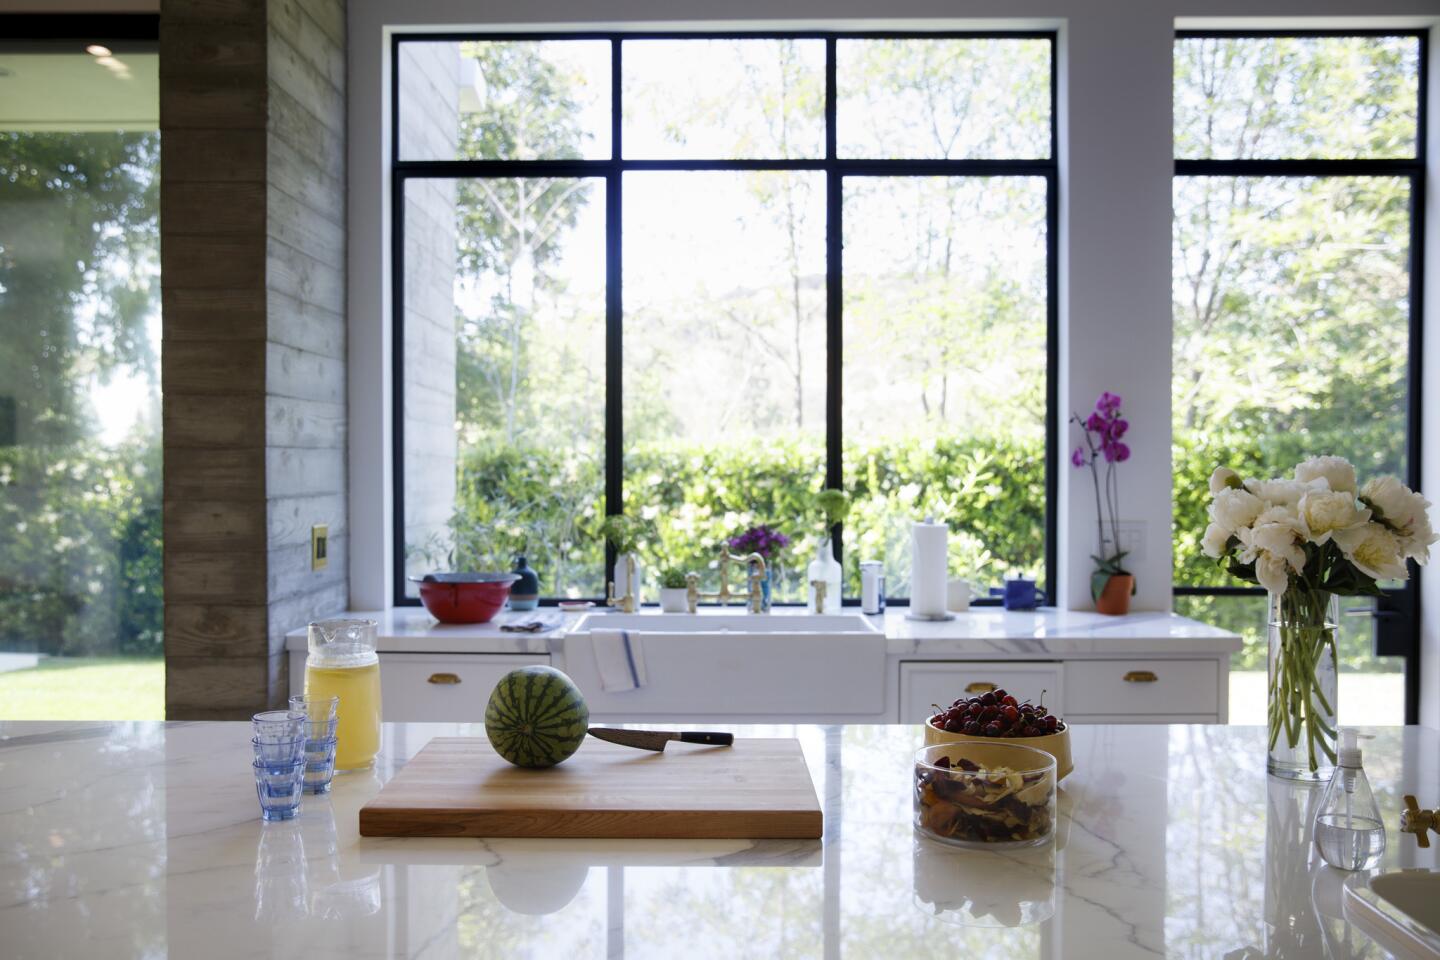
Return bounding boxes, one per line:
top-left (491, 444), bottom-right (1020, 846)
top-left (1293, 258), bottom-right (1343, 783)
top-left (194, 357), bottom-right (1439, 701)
top-left (587, 728), bottom-right (734, 752)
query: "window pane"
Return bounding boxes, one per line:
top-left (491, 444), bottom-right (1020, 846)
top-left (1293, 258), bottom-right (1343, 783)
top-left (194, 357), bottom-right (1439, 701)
top-left (398, 40), bottom-right (611, 161)
top-left (622, 39), bottom-right (824, 159)
top-left (0, 42), bottom-right (162, 719)
top-left (623, 171), bottom-right (826, 598)
top-left (843, 177), bottom-right (1048, 597)
top-left (1172, 176), bottom-right (1410, 587)
top-left (402, 177), bottom-right (607, 598)
top-left (837, 39), bottom-right (1051, 159)
top-left (1175, 36), bottom-right (1420, 160)
top-left (1174, 594), bottom-right (1405, 725)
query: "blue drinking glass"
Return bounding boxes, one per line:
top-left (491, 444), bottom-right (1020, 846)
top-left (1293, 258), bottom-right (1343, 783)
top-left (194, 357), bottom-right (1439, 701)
top-left (252, 736), bottom-right (306, 765)
top-left (303, 737), bottom-right (339, 794)
top-left (254, 758), bottom-right (306, 821)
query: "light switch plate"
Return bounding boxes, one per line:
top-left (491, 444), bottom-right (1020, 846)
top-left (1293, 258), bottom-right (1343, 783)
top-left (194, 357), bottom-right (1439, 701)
top-left (311, 524), bottom-right (329, 571)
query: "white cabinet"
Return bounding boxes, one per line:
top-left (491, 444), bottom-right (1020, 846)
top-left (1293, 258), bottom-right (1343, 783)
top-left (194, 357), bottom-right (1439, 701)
top-left (898, 661), bottom-right (1063, 723)
top-left (1064, 659), bottom-right (1221, 720)
top-left (898, 657), bottom-right (1228, 724)
top-left (287, 651), bottom-right (549, 722)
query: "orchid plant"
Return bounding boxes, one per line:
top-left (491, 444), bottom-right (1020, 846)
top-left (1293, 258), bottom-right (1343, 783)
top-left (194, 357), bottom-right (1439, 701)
top-left (1202, 455), bottom-right (1436, 774)
top-left (1070, 391), bottom-right (1134, 601)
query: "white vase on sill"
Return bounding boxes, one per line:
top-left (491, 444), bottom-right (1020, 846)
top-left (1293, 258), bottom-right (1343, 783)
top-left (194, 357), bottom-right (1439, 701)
top-left (612, 553), bottom-right (642, 605)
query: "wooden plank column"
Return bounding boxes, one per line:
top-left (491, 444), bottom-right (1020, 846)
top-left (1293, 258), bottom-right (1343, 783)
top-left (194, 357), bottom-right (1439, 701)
top-left (161, 0), bottom-right (347, 718)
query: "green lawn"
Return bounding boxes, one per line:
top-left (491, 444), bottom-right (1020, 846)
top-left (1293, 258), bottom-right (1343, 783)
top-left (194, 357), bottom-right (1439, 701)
top-left (0, 657), bottom-right (164, 720)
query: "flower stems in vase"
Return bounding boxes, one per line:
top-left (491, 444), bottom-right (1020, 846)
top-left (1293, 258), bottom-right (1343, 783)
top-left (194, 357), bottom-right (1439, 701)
top-left (1266, 589), bottom-right (1338, 780)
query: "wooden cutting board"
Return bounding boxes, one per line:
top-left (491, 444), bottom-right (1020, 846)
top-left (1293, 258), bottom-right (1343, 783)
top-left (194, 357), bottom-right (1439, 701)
top-left (359, 736), bottom-right (822, 839)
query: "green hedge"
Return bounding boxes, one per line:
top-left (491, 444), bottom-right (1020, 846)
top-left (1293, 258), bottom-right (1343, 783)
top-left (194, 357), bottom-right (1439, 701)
top-left (0, 440), bottom-right (161, 657)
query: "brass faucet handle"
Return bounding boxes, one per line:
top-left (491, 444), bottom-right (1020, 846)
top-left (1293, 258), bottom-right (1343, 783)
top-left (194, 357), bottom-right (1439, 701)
top-left (1401, 795), bottom-right (1435, 848)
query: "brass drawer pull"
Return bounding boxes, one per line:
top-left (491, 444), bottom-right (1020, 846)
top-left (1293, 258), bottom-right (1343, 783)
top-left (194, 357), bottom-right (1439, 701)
top-left (964, 682), bottom-right (997, 694)
top-left (427, 672), bottom-right (462, 685)
top-left (1124, 670), bottom-right (1158, 683)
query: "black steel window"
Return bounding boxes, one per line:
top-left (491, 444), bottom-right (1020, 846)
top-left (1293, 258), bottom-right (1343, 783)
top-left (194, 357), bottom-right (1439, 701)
top-left (391, 33), bottom-right (1058, 605)
top-left (1171, 30), bottom-right (1427, 722)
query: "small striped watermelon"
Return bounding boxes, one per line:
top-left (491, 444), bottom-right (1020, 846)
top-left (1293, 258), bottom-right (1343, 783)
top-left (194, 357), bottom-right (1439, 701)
top-left (484, 666), bottom-right (589, 768)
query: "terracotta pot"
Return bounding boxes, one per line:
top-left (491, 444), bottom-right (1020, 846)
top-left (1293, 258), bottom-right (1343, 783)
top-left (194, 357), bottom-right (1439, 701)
top-left (1094, 573), bottom-right (1134, 616)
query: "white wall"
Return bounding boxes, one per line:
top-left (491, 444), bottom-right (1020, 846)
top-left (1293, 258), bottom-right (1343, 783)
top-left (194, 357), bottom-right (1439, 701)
top-left (347, 2), bottom-right (1440, 684)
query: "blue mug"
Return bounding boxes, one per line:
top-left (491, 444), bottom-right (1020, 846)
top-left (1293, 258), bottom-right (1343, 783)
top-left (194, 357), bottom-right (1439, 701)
top-left (990, 578), bottom-right (1044, 610)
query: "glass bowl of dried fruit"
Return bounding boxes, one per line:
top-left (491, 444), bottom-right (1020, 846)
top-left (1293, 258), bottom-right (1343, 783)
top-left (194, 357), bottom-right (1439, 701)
top-left (925, 689), bottom-right (1073, 779)
top-left (914, 742), bottom-right (1057, 849)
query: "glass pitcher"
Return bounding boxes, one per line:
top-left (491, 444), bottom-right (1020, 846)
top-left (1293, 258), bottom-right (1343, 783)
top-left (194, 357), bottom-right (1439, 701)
top-left (305, 619), bottom-right (382, 771)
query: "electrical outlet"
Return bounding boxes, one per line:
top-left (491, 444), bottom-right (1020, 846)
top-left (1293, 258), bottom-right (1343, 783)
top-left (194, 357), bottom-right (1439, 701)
top-left (311, 524), bottom-right (329, 571)
top-left (1115, 520), bottom-right (1146, 569)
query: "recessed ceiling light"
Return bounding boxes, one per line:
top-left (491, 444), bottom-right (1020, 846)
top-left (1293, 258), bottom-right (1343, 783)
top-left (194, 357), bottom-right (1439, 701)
top-left (85, 44), bottom-right (112, 57)
top-left (95, 55), bottom-right (119, 67)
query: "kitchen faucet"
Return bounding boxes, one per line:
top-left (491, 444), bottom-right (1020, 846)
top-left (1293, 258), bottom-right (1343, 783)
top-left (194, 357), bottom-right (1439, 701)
top-left (1401, 795), bottom-right (1440, 847)
top-left (686, 545), bottom-right (767, 614)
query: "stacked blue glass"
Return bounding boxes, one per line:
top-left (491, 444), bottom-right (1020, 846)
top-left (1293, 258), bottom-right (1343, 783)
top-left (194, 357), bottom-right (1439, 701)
top-left (288, 695), bottom-right (340, 795)
top-left (252, 710), bottom-right (306, 821)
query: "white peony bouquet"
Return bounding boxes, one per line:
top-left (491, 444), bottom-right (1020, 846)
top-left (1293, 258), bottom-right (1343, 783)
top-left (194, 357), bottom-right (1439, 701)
top-left (1201, 455), bottom-right (1435, 777)
top-left (1201, 455), bottom-right (1435, 596)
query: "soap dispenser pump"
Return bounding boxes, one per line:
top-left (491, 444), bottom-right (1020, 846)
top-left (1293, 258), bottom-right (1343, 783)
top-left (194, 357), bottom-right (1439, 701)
top-left (1313, 728), bottom-right (1386, 871)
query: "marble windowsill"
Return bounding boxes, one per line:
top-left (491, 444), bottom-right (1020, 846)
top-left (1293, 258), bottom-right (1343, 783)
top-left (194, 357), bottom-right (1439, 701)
top-left (1, 720), bottom-right (1430, 958)
top-left (283, 606), bottom-right (1242, 657)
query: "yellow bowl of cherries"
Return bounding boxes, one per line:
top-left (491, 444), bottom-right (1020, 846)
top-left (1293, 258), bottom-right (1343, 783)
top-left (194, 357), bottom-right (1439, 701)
top-left (925, 689), bottom-right (1073, 781)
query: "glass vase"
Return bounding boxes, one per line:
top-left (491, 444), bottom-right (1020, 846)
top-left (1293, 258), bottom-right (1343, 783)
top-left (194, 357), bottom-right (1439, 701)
top-left (750, 559), bottom-right (773, 612)
top-left (1267, 589), bottom-right (1339, 782)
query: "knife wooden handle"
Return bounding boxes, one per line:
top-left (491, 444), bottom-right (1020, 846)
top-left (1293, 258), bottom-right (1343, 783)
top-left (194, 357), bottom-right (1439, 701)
top-left (679, 732), bottom-right (734, 746)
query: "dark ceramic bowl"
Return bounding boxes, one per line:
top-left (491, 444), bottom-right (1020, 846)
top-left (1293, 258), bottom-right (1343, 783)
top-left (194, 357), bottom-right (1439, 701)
top-left (410, 572), bottom-right (521, 624)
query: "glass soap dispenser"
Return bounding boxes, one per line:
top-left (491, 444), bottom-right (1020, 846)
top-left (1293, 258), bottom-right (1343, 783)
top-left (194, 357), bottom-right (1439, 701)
top-left (1313, 728), bottom-right (1386, 871)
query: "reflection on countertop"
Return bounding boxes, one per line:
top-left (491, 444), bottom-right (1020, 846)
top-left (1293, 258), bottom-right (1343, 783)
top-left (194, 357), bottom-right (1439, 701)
top-left (2, 720), bottom-right (1433, 958)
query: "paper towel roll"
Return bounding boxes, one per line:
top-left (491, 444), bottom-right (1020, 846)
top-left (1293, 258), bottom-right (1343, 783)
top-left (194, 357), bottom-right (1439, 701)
top-left (910, 520), bottom-right (949, 617)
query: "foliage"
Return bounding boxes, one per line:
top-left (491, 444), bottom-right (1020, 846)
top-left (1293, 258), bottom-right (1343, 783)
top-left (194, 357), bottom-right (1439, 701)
top-left (658, 568), bottom-right (688, 590)
top-left (0, 439), bottom-right (161, 656)
top-left (598, 514), bottom-right (657, 556)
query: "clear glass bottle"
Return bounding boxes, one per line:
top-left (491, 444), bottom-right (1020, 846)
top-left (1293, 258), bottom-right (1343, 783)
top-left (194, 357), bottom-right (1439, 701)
top-left (1312, 728), bottom-right (1386, 871)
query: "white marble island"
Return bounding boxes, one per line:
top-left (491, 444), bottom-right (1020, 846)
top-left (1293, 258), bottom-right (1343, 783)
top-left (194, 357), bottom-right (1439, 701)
top-left (285, 608), bottom-right (1241, 724)
top-left (4, 720), bottom-right (1436, 959)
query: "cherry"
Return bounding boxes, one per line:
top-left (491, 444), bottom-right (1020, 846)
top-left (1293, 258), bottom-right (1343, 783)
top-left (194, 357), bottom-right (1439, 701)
top-left (963, 721), bottom-right (981, 735)
top-left (992, 689), bottom-right (1008, 700)
top-left (984, 723), bottom-right (1001, 737)
top-left (1001, 695), bottom-right (1018, 708)
top-left (1002, 705), bottom-right (1020, 722)
top-left (979, 692), bottom-right (998, 706)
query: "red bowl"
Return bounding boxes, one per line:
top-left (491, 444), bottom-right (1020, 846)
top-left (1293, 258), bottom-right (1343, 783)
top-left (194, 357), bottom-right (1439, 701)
top-left (411, 573), bottom-right (520, 624)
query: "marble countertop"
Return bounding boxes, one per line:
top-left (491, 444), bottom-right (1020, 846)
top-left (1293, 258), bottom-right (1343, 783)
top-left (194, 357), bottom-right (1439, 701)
top-left (285, 607), bottom-right (1240, 658)
top-left (3, 720), bottom-right (1430, 959)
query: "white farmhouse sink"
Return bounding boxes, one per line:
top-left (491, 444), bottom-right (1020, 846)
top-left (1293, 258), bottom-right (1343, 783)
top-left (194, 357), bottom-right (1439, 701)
top-left (568, 611), bottom-right (881, 635)
top-left (1346, 870), bottom-right (1440, 959)
top-left (562, 610), bottom-right (886, 720)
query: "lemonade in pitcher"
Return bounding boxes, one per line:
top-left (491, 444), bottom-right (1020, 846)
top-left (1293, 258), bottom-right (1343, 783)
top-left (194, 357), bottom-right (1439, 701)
top-left (305, 619), bottom-right (382, 770)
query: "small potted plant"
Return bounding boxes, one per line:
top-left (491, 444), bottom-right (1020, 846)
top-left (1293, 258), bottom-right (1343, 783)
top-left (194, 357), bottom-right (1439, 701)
top-left (657, 567), bottom-right (690, 612)
top-left (1070, 391), bottom-right (1134, 614)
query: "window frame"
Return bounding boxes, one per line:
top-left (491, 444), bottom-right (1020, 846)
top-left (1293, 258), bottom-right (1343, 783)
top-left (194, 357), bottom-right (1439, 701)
top-left (1171, 28), bottom-right (1429, 723)
top-left (390, 30), bottom-right (1059, 607)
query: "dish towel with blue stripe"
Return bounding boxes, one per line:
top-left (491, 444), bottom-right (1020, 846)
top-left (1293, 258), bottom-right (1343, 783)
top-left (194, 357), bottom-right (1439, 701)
top-left (590, 629), bottom-right (648, 692)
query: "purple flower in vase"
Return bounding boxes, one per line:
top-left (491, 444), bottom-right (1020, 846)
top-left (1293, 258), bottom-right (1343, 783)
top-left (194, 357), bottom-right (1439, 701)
top-left (1096, 391), bottom-right (1123, 413)
top-left (1071, 446), bottom-right (1086, 468)
top-left (729, 525), bottom-right (791, 560)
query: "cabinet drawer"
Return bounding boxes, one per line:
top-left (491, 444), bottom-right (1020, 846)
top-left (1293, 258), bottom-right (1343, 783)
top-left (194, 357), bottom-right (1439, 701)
top-left (378, 654), bottom-right (550, 722)
top-left (1065, 659), bottom-right (1218, 717)
top-left (898, 662), bottom-right (1062, 723)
